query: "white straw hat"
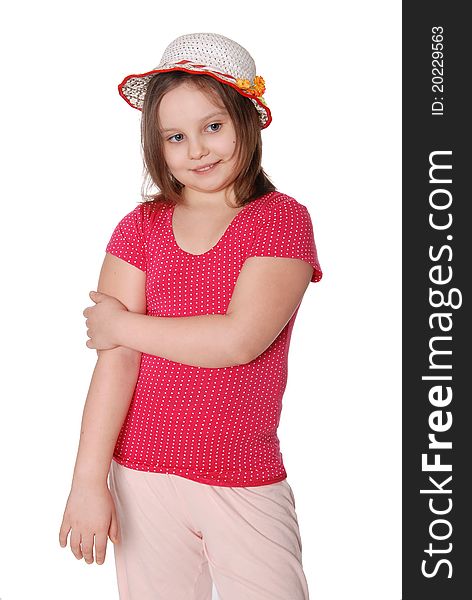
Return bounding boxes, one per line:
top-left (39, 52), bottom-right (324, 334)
top-left (118, 32), bottom-right (272, 129)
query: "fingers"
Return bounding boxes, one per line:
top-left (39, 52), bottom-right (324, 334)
top-left (58, 520), bottom-right (70, 548)
top-left (60, 526), bottom-right (108, 565)
top-left (80, 534), bottom-right (95, 564)
top-left (109, 509), bottom-right (120, 545)
top-left (94, 531), bottom-right (108, 565)
top-left (70, 529), bottom-right (83, 560)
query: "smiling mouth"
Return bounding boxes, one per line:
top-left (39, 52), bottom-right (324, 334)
top-left (192, 161), bottom-right (221, 172)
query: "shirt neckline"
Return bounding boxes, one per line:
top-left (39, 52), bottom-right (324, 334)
top-left (168, 191), bottom-right (277, 257)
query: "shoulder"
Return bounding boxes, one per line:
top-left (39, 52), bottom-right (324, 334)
top-left (257, 190), bottom-right (309, 212)
top-left (113, 200), bottom-right (168, 233)
top-left (244, 191), bottom-right (323, 283)
top-left (253, 191), bottom-right (313, 225)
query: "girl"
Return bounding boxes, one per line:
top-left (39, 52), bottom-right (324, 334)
top-left (59, 32), bottom-right (323, 600)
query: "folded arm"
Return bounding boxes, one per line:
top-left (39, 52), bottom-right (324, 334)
top-left (113, 255), bottom-right (314, 368)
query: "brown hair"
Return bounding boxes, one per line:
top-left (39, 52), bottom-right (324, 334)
top-left (138, 70), bottom-right (276, 210)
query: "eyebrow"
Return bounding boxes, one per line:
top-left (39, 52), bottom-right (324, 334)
top-left (159, 111), bottom-right (229, 133)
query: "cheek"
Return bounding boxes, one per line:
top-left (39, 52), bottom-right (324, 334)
top-left (163, 146), bottom-right (184, 167)
top-left (219, 136), bottom-right (237, 156)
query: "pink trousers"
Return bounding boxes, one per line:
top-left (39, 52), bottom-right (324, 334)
top-left (108, 459), bottom-right (310, 599)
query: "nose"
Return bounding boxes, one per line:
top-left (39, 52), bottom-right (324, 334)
top-left (187, 136), bottom-right (209, 161)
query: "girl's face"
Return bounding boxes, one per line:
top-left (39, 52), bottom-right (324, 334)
top-left (158, 83), bottom-right (239, 199)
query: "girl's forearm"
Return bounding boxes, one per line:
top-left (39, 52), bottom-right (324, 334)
top-left (71, 348), bottom-right (141, 489)
top-left (115, 312), bottom-right (244, 368)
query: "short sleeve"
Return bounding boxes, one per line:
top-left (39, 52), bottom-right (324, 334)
top-left (105, 204), bottom-right (147, 272)
top-left (247, 197), bottom-right (323, 283)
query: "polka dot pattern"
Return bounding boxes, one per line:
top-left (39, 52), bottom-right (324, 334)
top-left (105, 190), bottom-right (323, 486)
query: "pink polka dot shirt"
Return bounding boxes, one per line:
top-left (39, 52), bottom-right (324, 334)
top-left (105, 190), bottom-right (323, 487)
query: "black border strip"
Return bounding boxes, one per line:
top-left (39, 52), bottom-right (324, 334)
top-left (402, 2), bottom-right (471, 597)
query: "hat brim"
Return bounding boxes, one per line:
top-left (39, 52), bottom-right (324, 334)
top-left (118, 66), bottom-right (272, 129)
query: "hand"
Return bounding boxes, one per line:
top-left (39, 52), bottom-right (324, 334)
top-left (83, 291), bottom-right (127, 350)
top-left (58, 482), bottom-right (120, 565)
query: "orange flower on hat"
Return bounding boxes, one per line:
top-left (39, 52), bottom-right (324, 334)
top-left (253, 75), bottom-right (265, 96)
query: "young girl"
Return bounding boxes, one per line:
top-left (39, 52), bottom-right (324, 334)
top-left (59, 32), bottom-right (323, 600)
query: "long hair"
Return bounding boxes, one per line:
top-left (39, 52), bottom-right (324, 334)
top-left (139, 70), bottom-right (276, 209)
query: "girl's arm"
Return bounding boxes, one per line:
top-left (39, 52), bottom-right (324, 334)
top-left (71, 253), bottom-right (146, 488)
top-left (110, 256), bottom-right (313, 368)
top-left (113, 311), bottom-right (238, 369)
top-left (70, 349), bottom-right (141, 488)
top-left (59, 255), bottom-right (145, 566)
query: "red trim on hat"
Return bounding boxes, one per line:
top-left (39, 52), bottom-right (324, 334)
top-left (211, 70), bottom-right (236, 80)
top-left (117, 67), bottom-right (272, 129)
top-left (169, 59), bottom-right (236, 80)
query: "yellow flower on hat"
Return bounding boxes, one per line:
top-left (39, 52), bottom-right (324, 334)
top-left (236, 78), bottom-right (252, 90)
top-left (236, 75), bottom-right (266, 98)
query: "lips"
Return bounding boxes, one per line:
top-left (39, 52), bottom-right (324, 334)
top-left (192, 160), bottom-right (221, 172)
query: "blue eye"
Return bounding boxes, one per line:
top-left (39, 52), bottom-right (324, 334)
top-left (167, 122), bottom-right (222, 143)
top-left (168, 133), bottom-right (184, 142)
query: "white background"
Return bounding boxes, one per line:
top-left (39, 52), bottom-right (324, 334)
top-left (0, 0), bottom-right (401, 598)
